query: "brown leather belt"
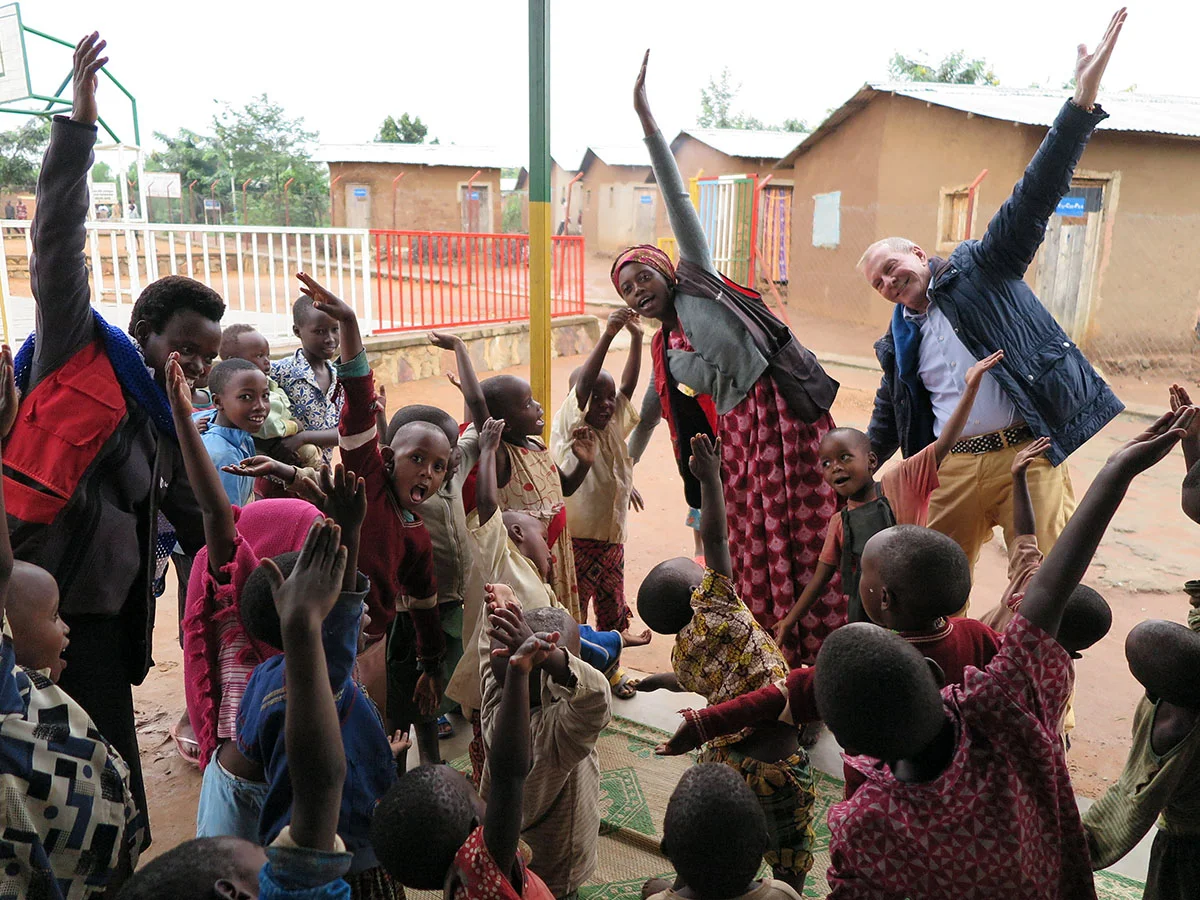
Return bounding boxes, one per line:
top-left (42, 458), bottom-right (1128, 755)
top-left (950, 424), bottom-right (1034, 455)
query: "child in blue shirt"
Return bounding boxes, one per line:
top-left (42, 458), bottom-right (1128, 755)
top-left (200, 358), bottom-right (270, 507)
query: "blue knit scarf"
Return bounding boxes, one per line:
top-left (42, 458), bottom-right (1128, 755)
top-left (13, 310), bottom-right (177, 440)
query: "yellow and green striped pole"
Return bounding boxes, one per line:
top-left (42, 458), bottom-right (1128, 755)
top-left (529, 0), bottom-right (552, 442)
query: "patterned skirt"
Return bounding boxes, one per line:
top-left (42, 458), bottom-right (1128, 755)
top-left (718, 375), bottom-right (843, 666)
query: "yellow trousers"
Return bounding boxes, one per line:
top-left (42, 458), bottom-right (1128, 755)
top-left (927, 442), bottom-right (1076, 575)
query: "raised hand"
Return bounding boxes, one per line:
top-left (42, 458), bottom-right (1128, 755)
top-left (259, 519), bottom-right (347, 631)
top-left (508, 631), bottom-right (561, 675)
top-left (1170, 384), bottom-right (1200, 439)
top-left (479, 416), bottom-right (505, 453)
top-left (965, 350), bottom-right (1004, 389)
top-left (688, 433), bottom-right (722, 483)
top-left (70, 33), bottom-right (108, 126)
top-left (633, 49), bottom-right (656, 132)
top-left (430, 331), bottom-right (466, 352)
top-left (654, 718), bottom-right (702, 756)
top-left (571, 425), bottom-right (597, 467)
top-left (1012, 436), bottom-right (1053, 476)
top-left (0, 345), bottom-right (19, 440)
top-left (488, 604), bottom-right (536, 660)
top-left (318, 464), bottom-right (367, 532)
top-left (629, 485), bottom-right (645, 513)
top-left (297, 272), bottom-right (355, 322)
top-left (1106, 407), bottom-right (1193, 477)
top-left (446, 371), bottom-right (463, 393)
top-left (389, 730), bottom-right (412, 761)
top-left (605, 307), bottom-right (639, 338)
top-left (165, 352), bottom-right (193, 417)
top-left (1074, 8), bottom-right (1127, 111)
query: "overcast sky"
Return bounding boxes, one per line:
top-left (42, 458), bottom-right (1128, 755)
top-left (9, 0), bottom-right (1193, 168)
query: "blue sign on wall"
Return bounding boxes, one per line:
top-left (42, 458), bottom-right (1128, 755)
top-left (639, 194), bottom-right (653, 204)
top-left (470, 191), bottom-right (480, 200)
top-left (353, 187), bottom-right (368, 199)
top-left (1055, 196), bottom-right (1086, 217)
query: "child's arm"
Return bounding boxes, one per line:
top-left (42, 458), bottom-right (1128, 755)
top-left (772, 561), bottom-right (837, 643)
top-left (485, 630), bottom-right (560, 880)
top-left (931, 350), bottom-right (1005, 465)
top-left (1022, 409), bottom-right (1192, 639)
top-left (0, 348), bottom-right (16, 614)
top-left (165, 353), bottom-right (238, 571)
top-left (621, 313), bottom-right (644, 400)
top-left (1010, 436), bottom-right (1052, 538)
top-left (262, 519), bottom-right (349, 851)
top-left (431, 331), bottom-right (508, 487)
top-left (476, 417), bottom-right (506, 526)
top-left (373, 383), bottom-right (388, 445)
top-left (559, 426), bottom-right (597, 497)
top-left (634, 672), bottom-right (682, 693)
top-left (688, 434), bottom-right (731, 578)
top-left (299, 271), bottom-right (363, 362)
top-left (319, 464), bottom-right (367, 591)
top-left (574, 309), bottom-right (638, 407)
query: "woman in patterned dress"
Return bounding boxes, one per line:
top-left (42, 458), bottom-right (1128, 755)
top-left (619, 52), bottom-right (842, 665)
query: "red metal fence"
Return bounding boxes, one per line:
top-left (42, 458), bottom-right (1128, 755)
top-left (371, 230), bottom-right (586, 333)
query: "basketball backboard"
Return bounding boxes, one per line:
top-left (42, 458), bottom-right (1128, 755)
top-left (0, 4), bottom-right (31, 104)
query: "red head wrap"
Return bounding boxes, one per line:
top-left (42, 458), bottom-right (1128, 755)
top-left (610, 244), bottom-right (676, 292)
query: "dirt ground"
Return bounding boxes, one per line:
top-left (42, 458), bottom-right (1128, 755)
top-left (130, 328), bottom-right (1200, 862)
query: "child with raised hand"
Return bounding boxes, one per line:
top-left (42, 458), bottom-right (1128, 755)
top-left (166, 352), bottom-right (325, 834)
top-left (0, 340), bottom-right (143, 898)
top-left (370, 621), bottom-right (558, 900)
top-left (1170, 383), bottom-right (1200, 524)
top-left (236, 479), bottom-right (406, 899)
top-left (116, 520), bottom-right (365, 900)
top-left (272, 295), bottom-right (343, 465)
top-left (296, 272), bottom-right (450, 764)
top-left (432, 330), bottom-right (595, 620)
top-left (774, 349), bottom-right (1004, 639)
top-left (816, 404), bottom-right (1190, 899)
top-left (636, 433), bottom-right (816, 893)
top-left (642, 764), bottom-right (802, 900)
top-left (200, 358), bottom-right (271, 507)
top-left (481, 597), bottom-right (611, 899)
top-left (220, 324), bottom-right (323, 468)
top-left (1082, 584), bottom-right (1200, 893)
top-left (550, 306), bottom-right (648, 638)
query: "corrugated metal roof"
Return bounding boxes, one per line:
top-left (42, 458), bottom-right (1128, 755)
top-left (674, 127), bottom-right (807, 161)
top-left (779, 82), bottom-right (1200, 167)
top-left (580, 144), bottom-right (652, 170)
top-left (314, 143), bottom-right (515, 170)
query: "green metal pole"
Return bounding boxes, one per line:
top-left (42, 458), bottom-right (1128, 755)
top-left (528, 0), bottom-right (552, 441)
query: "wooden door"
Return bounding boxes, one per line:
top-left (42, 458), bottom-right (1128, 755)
top-left (461, 185), bottom-right (489, 233)
top-left (1035, 181), bottom-right (1106, 340)
top-left (344, 183), bottom-right (371, 229)
top-left (633, 186), bottom-right (656, 243)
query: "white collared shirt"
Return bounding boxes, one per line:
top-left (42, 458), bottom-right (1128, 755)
top-left (904, 299), bottom-right (1016, 439)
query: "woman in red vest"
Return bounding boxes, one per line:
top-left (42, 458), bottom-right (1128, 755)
top-left (620, 52), bottom-right (842, 667)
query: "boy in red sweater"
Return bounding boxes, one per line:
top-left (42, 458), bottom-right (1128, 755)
top-left (295, 272), bottom-right (451, 764)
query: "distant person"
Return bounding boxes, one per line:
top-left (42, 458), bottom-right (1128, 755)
top-left (859, 11), bottom-right (1127, 580)
top-left (14, 199), bottom-right (28, 222)
top-left (4, 200), bottom-right (14, 235)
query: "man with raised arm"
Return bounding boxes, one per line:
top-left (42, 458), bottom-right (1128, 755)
top-left (860, 10), bottom-right (1127, 577)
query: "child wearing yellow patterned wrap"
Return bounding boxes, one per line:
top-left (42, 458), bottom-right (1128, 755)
top-left (635, 434), bottom-right (816, 893)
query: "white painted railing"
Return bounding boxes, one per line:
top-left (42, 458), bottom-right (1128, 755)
top-left (0, 221), bottom-right (372, 342)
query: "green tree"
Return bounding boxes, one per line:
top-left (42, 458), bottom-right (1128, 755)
top-left (0, 118), bottom-right (50, 191)
top-left (888, 50), bottom-right (999, 85)
top-left (377, 113), bottom-right (428, 143)
top-left (699, 70), bottom-right (807, 132)
top-left (781, 117), bottom-right (809, 133)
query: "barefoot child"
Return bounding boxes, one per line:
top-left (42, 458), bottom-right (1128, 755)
top-left (117, 520), bottom-right (365, 900)
top-left (433, 331), bottom-right (595, 620)
top-left (219, 324), bottom-right (323, 467)
top-left (370, 625), bottom-right (558, 900)
top-left (816, 403), bottom-right (1186, 898)
top-left (774, 349), bottom-right (1004, 638)
top-left (297, 273), bottom-right (450, 763)
top-left (550, 307), bottom-right (644, 633)
top-left (483, 601), bottom-right (611, 899)
top-left (643, 764), bottom-right (802, 900)
top-left (636, 434), bottom-right (816, 893)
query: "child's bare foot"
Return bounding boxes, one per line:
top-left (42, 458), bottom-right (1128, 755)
top-left (620, 626), bottom-right (652, 648)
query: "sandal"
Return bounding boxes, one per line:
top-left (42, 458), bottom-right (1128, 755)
top-left (608, 667), bottom-right (640, 700)
top-left (437, 715), bottom-right (455, 739)
top-left (169, 721), bottom-right (202, 767)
